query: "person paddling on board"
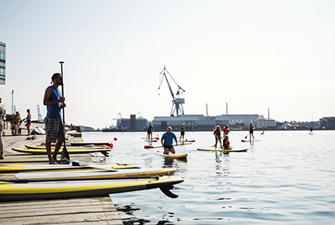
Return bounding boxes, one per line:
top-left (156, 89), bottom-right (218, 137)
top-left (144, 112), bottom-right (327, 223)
top-left (180, 124), bottom-right (185, 142)
top-left (213, 125), bottom-right (223, 149)
top-left (147, 123), bottom-right (154, 141)
top-left (249, 123), bottom-right (254, 141)
top-left (310, 126), bottom-right (313, 134)
top-left (161, 126), bottom-right (178, 155)
top-left (223, 135), bottom-right (232, 150)
top-left (43, 73), bottom-right (66, 164)
top-left (223, 124), bottom-right (229, 137)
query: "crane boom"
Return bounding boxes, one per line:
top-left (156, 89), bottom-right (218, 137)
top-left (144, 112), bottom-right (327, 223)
top-left (157, 66), bottom-right (185, 117)
top-left (158, 69), bottom-right (175, 100)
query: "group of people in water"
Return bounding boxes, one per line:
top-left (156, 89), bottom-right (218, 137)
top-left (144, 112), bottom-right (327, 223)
top-left (146, 123), bottom-right (186, 142)
top-left (214, 124), bottom-right (231, 149)
top-left (146, 122), bottom-right (256, 155)
top-left (214, 122), bottom-right (255, 149)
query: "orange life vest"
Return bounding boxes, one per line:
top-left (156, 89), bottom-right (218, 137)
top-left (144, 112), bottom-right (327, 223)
top-left (224, 127), bottom-right (229, 134)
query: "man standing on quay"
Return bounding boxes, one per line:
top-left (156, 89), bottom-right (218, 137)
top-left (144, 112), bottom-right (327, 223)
top-left (43, 73), bottom-right (66, 164)
top-left (22, 109), bottom-right (32, 135)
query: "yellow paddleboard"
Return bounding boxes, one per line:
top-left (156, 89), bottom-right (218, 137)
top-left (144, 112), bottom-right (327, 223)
top-left (0, 168), bottom-right (176, 181)
top-left (0, 163), bottom-right (139, 173)
top-left (25, 145), bottom-right (109, 150)
top-left (12, 148), bottom-right (111, 155)
top-left (197, 148), bottom-right (248, 152)
top-left (0, 176), bottom-right (184, 201)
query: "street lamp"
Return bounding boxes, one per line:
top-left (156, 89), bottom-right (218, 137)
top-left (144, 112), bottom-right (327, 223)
top-left (11, 90), bottom-right (14, 114)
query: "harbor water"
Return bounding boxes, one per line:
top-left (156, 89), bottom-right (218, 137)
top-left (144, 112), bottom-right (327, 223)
top-left (82, 130), bottom-right (335, 224)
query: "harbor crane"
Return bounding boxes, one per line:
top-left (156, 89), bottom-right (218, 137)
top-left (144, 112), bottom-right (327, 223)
top-left (158, 66), bottom-right (185, 117)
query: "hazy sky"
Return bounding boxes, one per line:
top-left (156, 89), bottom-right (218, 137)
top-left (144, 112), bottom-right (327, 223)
top-left (1, 0), bottom-right (334, 128)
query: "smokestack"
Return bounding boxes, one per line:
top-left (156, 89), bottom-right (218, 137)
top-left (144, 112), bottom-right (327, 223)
top-left (226, 103), bottom-right (228, 115)
top-left (268, 108), bottom-right (270, 120)
top-left (206, 103), bottom-right (208, 117)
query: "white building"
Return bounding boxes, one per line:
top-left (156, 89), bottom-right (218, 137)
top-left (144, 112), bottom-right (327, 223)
top-left (153, 114), bottom-right (274, 131)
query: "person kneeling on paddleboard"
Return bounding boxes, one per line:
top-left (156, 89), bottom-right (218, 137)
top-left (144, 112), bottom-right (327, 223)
top-left (161, 126), bottom-right (178, 155)
top-left (223, 136), bottom-right (232, 150)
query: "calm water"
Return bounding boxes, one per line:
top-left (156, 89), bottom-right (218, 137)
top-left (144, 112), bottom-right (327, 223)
top-left (82, 130), bottom-right (335, 224)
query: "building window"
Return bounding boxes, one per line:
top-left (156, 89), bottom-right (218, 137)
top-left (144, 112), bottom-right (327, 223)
top-left (0, 53), bottom-right (5, 60)
top-left (0, 68), bottom-right (5, 75)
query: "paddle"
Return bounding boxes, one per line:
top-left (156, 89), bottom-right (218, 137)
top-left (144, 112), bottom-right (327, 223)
top-left (144, 142), bottom-right (191, 149)
top-left (144, 145), bottom-right (164, 149)
top-left (59, 61), bottom-right (70, 160)
top-left (69, 160), bottom-right (118, 172)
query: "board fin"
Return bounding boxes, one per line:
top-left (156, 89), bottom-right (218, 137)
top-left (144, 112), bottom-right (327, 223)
top-left (101, 151), bottom-right (109, 156)
top-left (159, 185), bottom-right (179, 198)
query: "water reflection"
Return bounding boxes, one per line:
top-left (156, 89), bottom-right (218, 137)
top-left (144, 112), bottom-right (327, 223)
top-left (115, 204), bottom-right (140, 215)
top-left (85, 131), bottom-right (335, 224)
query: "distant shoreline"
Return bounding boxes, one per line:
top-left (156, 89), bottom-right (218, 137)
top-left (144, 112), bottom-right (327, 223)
top-left (84, 128), bottom-right (329, 133)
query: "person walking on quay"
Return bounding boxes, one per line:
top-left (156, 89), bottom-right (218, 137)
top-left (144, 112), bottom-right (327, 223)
top-left (22, 109), bottom-right (32, 135)
top-left (43, 73), bottom-right (66, 164)
top-left (0, 98), bottom-right (5, 159)
top-left (161, 126), bottom-right (178, 155)
top-left (13, 111), bottom-right (21, 136)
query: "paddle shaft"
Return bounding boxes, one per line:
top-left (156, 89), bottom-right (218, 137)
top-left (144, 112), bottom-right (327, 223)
top-left (60, 61), bottom-right (70, 160)
top-left (144, 145), bottom-right (164, 149)
top-left (144, 143), bottom-right (191, 149)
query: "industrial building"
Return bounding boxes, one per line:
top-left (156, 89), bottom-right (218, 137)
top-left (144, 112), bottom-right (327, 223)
top-left (115, 114), bottom-right (148, 130)
top-left (152, 114), bottom-right (276, 131)
top-left (281, 121), bottom-right (320, 130)
top-left (319, 117), bottom-right (335, 130)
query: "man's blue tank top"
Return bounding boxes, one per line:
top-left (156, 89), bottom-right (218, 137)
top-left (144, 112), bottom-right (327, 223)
top-left (161, 132), bottom-right (177, 146)
top-left (46, 86), bottom-right (62, 119)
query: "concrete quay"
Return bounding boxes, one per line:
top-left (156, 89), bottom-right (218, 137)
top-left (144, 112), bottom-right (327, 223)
top-left (0, 124), bottom-right (123, 225)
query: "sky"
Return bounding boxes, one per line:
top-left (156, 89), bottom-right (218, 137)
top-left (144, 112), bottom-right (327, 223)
top-left (0, 0), bottom-right (334, 129)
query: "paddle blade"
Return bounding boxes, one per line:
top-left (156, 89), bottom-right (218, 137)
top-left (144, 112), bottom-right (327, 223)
top-left (144, 145), bottom-right (154, 149)
top-left (61, 145), bottom-right (70, 160)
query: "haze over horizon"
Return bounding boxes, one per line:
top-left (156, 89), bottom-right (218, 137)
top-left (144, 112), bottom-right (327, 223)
top-left (1, 0), bottom-right (334, 129)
